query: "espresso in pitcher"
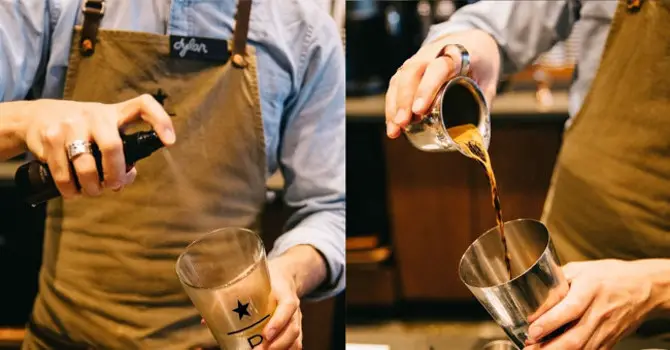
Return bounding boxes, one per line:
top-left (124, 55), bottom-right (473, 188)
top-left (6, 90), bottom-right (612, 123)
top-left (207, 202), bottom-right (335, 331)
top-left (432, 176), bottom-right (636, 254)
top-left (449, 124), bottom-right (512, 279)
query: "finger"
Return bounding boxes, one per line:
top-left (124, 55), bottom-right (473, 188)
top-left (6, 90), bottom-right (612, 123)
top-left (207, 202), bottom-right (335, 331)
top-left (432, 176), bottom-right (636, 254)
top-left (115, 94), bottom-right (176, 145)
top-left (393, 61), bottom-right (428, 128)
top-left (42, 125), bottom-right (78, 199)
top-left (538, 307), bottom-right (599, 350)
top-left (113, 167), bottom-right (137, 192)
top-left (268, 312), bottom-right (301, 350)
top-left (290, 338), bottom-right (302, 350)
top-left (412, 55), bottom-right (457, 115)
top-left (385, 75), bottom-right (401, 138)
top-left (387, 121), bottom-right (401, 139)
top-left (527, 279), bottom-right (596, 343)
top-left (295, 312), bottom-right (303, 349)
top-left (90, 113), bottom-right (126, 190)
top-left (65, 122), bottom-right (102, 196)
top-left (527, 280), bottom-right (569, 323)
top-left (263, 298), bottom-right (299, 342)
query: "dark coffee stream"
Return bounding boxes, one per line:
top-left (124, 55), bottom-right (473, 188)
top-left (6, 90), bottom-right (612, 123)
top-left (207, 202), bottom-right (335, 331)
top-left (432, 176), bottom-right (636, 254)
top-left (449, 124), bottom-right (512, 280)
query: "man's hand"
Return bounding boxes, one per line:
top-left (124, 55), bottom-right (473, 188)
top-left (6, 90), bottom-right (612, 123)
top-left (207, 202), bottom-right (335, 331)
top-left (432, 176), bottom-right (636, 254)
top-left (260, 245), bottom-right (327, 350)
top-left (524, 259), bottom-right (664, 350)
top-left (260, 258), bottom-right (303, 350)
top-left (200, 245), bottom-right (326, 349)
top-left (385, 29), bottom-right (500, 138)
top-left (7, 96), bottom-right (175, 197)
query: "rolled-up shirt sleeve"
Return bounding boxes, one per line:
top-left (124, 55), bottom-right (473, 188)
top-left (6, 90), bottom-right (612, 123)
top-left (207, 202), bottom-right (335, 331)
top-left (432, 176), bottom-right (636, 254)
top-left (425, 0), bottom-right (580, 76)
top-left (267, 17), bottom-right (345, 301)
top-left (0, 0), bottom-right (52, 101)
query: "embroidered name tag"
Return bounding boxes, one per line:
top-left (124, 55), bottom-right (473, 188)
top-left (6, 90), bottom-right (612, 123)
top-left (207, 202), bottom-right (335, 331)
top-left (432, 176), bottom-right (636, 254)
top-left (169, 36), bottom-right (230, 62)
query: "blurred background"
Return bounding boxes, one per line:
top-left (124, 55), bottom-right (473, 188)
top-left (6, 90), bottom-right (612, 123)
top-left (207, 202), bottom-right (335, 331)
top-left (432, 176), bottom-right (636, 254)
top-left (345, 0), bottom-right (580, 348)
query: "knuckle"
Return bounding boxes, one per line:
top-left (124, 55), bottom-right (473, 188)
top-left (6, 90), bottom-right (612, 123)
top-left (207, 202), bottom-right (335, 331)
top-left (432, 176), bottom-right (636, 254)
top-left (288, 298), bottom-right (300, 309)
top-left (556, 286), bottom-right (569, 301)
top-left (389, 73), bottom-right (399, 85)
top-left (291, 322), bottom-right (301, 335)
top-left (53, 174), bottom-right (73, 188)
top-left (80, 107), bottom-right (96, 120)
top-left (386, 82), bottom-right (396, 94)
top-left (98, 140), bottom-right (123, 155)
top-left (60, 117), bottom-right (78, 130)
top-left (403, 59), bottom-right (425, 72)
top-left (42, 127), bottom-right (62, 144)
top-left (78, 166), bottom-right (99, 180)
top-left (140, 93), bottom-right (155, 106)
top-left (598, 305), bottom-right (616, 321)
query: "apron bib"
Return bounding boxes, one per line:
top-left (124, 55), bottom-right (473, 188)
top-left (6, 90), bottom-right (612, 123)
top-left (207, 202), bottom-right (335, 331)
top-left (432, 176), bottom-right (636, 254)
top-left (23, 0), bottom-right (267, 349)
top-left (542, 0), bottom-right (670, 339)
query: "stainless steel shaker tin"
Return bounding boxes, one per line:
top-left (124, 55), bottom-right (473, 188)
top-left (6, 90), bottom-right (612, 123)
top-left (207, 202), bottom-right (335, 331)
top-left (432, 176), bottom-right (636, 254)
top-left (458, 219), bottom-right (569, 349)
top-left (403, 75), bottom-right (490, 153)
top-left (482, 339), bottom-right (518, 350)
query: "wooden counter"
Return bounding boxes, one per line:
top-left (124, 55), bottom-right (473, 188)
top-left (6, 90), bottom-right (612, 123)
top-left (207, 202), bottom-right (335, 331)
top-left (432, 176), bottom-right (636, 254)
top-left (347, 90), bottom-right (569, 121)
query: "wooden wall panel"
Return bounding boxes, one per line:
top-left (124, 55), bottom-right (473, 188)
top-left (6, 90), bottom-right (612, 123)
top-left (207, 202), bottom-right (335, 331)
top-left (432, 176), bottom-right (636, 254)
top-left (384, 121), bottom-right (564, 301)
top-left (384, 137), bottom-right (474, 300)
top-left (470, 124), bottom-right (563, 240)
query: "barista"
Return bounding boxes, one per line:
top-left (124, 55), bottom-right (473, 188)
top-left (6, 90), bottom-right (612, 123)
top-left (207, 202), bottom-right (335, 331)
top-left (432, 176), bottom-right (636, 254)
top-left (0, 0), bottom-right (345, 348)
top-left (386, 0), bottom-right (670, 348)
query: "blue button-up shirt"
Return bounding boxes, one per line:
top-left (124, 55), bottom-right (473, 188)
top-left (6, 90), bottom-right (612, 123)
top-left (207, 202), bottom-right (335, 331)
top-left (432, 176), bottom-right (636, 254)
top-left (0, 0), bottom-right (345, 300)
top-left (426, 0), bottom-right (616, 128)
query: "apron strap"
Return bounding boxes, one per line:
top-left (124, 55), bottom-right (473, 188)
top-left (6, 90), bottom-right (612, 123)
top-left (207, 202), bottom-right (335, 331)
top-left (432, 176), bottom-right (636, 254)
top-left (78, 0), bottom-right (253, 66)
top-left (79, 0), bottom-right (105, 56)
top-left (232, 0), bottom-right (253, 68)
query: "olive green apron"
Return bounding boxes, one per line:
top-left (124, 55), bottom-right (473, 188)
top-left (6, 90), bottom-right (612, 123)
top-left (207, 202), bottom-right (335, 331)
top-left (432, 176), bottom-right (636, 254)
top-left (542, 0), bottom-right (670, 339)
top-left (22, 0), bottom-right (267, 348)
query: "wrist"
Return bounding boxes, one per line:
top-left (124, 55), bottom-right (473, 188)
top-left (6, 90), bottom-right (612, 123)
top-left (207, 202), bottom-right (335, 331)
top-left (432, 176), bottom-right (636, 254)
top-left (271, 245), bottom-right (328, 298)
top-left (636, 259), bottom-right (670, 316)
top-left (0, 101), bottom-right (33, 159)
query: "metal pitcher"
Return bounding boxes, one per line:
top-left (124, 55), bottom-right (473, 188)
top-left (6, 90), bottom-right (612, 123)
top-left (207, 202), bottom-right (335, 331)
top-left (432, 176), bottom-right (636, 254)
top-left (403, 75), bottom-right (490, 153)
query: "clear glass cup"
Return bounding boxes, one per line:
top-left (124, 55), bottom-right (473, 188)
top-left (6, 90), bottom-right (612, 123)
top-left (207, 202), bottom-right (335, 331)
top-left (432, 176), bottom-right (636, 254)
top-left (176, 227), bottom-right (276, 349)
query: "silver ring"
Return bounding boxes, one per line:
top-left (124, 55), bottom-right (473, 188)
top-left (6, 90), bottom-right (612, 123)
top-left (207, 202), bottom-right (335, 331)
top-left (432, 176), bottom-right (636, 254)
top-left (437, 43), bottom-right (471, 77)
top-left (66, 140), bottom-right (92, 160)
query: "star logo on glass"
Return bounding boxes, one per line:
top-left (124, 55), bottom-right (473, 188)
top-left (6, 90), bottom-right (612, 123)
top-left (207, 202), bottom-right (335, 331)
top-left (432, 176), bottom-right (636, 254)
top-left (232, 300), bottom-right (252, 320)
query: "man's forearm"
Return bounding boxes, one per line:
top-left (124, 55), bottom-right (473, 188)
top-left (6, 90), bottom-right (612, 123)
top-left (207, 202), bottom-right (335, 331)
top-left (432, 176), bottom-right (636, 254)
top-left (638, 259), bottom-right (670, 316)
top-left (425, 0), bottom-right (577, 77)
top-left (272, 244), bottom-right (328, 298)
top-left (0, 101), bottom-right (30, 160)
